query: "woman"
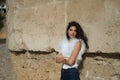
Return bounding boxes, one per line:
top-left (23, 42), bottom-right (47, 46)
top-left (56, 21), bottom-right (89, 80)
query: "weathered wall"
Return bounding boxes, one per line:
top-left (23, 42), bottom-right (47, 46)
top-left (7, 0), bottom-right (120, 52)
top-left (10, 52), bottom-right (120, 80)
top-left (6, 0), bottom-right (120, 80)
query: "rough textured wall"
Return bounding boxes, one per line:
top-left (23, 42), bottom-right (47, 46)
top-left (6, 0), bottom-right (120, 80)
top-left (7, 0), bottom-right (120, 52)
top-left (0, 42), bottom-right (119, 80)
top-left (10, 52), bottom-right (120, 80)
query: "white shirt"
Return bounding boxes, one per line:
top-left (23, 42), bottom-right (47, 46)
top-left (58, 38), bottom-right (86, 69)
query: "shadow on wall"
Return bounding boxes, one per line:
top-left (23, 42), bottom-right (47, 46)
top-left (84, 52), bottom-right (120, 59)
top-left (78, 52), bottom-right (120, 71)
top-left (10, 50), bottom-right (120, 59)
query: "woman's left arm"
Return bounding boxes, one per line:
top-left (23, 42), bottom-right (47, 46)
top-left (63, 41), bottom-right (81, 66)
top-left (56, 53), bottom-right (64, 63)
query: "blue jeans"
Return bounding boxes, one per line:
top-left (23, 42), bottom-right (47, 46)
top-left (61, 68), bottom-right (80, 80)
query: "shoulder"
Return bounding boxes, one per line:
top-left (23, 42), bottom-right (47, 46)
top-left (78, 39), bottom-right (85, 45)
top-left (74, 39), bottom-right (86, 48)
top-left (74, 39), bottom-right (81, 48)
top-left (76, 40), bottom-right (81, 45)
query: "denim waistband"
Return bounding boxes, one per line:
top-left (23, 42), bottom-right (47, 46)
top-left (62, 68), bottom-right (78, 72)
top-left (62, 67), bottom-right (77, 70)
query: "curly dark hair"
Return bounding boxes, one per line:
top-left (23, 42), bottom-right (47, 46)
top-left (66, 21), bottom-right (89, 49)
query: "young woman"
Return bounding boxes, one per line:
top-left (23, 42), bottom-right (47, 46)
top-left (56, 21), bottom-right (89, 80)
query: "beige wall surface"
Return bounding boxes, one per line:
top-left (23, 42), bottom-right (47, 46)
top-left (10, 52), bottom-right (120, 80)
top-left (7, 0), bottom-right (120, 52)
top-left (6, 0), bottom-right (120, 80)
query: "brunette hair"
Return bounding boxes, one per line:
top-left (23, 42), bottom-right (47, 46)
top-left (66, 21), bottom-right (89, 49)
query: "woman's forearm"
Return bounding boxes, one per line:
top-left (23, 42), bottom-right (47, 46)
top-left (56, 55), bottom-right (75, 66)
top-left (63, 58), bottom-right (75, 66)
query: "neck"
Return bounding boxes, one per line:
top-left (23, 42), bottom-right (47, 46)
top-left (69, 37), bottom-right (76, 41)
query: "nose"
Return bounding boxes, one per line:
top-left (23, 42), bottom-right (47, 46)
top-left (71, 32), bottom-right (75, 35)
top-left (72, 31), bottom-right (75, 34)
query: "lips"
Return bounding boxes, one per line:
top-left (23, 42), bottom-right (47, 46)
top-left (70, 34), bottom-right (74, 36)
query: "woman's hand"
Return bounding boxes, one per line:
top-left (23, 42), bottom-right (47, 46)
top-left (56, 53), bottom-right (64, 63)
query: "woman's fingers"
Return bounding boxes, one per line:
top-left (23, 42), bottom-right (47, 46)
top-left (57, 54), bottom-right (64, 62)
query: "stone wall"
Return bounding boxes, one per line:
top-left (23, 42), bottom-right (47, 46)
top-left (6, 0), bottom-right (120, 52)
top-left (0, 42), bottom-right (120, 80)
top-left (10, 52), bottom-right (120, 80)
top-left (6, 0), bottom-right (120, 80)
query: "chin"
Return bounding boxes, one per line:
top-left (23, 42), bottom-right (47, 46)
top-left (70, 37), bottom-right (75, 39)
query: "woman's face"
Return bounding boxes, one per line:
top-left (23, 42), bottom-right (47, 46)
top-left (68, 26), bottom-right (77, 39)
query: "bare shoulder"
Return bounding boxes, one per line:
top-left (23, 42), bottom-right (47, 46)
top-left (75, 40), bottom-right (81, 48)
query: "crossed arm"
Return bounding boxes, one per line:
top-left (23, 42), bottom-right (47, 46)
top-left (56, 41), bottom-right (81, 66)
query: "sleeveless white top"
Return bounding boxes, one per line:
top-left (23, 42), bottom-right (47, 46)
top-left (58, 38), bottom-right (86, 69)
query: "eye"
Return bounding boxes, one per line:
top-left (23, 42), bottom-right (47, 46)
top-left (69, 29), bottom-right (73, 31)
